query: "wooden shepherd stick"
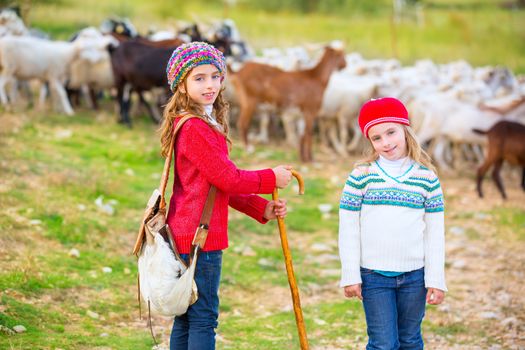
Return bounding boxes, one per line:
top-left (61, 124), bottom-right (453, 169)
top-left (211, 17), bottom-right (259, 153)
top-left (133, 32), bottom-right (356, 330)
top-left (273, 169), bottom-right (309, 350)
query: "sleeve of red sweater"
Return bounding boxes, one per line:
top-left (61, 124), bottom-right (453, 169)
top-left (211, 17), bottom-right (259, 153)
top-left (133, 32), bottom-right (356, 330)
top-left (229, 194), bottom-right (270, 224)
top-left (178, 120), bottom-right (276, 194)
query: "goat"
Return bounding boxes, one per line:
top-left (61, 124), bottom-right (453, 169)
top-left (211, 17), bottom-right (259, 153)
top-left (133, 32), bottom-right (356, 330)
top-left (100, 17), bottom-right (139, 38)
top-left (205, 19), bottom-right (251, 61)
top-left (474, 120), bottom-right (525, 199)
top-left (318, 73), bottom-right (379, 156)
top-left (67, 28), bottom-right (119, 109)
top-left (0, 8), bottom-right (28, 37)
top-left (412, 92), bottom-right (504, 171)
top-left (230, 45), bottom-right (346, 162)
top-left (0, 35), bottom-right (113, 115)
top-left (107, 40), bottom-right (176, 125)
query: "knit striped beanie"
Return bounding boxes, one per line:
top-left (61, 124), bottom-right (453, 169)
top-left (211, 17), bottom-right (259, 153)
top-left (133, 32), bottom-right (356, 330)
top-left (358, 97), bottom-right (410, 138)
top-left (166, 41), bottom-right (226, 92)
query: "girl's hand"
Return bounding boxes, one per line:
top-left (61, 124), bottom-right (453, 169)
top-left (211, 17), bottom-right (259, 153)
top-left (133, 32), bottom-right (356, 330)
top-left (343, 284), bottom-right (362, 300)
top-left (272, 165), bottom-right (293, 189)
top-left (426, 288), bottom-right (445, 305)
top-left (263, 199), bottom-right (287, 220)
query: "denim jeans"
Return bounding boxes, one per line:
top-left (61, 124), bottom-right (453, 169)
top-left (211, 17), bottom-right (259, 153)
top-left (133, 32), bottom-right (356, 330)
top-left (361, 267), bottom-right (427, 350)
top-left (170, 250), bottom-right (222, 350)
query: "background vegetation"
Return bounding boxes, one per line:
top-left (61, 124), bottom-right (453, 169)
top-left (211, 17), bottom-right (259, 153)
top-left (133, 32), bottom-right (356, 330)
top-left (4, 0), bottom-right (525, 72)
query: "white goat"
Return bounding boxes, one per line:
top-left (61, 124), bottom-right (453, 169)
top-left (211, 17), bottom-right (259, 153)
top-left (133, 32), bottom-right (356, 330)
top-left (318, 72), bottom-right (379, 156)
top-left (68, 28), bottom-right (118, 106)
top-left (0, 34), bottom-right (113, 115)
top-left (0, 10), bottom-right (28, 37)
top-left (413, 92), bottom-right (504, 170)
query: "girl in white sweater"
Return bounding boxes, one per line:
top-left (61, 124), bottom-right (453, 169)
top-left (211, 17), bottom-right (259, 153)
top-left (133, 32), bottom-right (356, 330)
top-left (338, 97), bottom-right (446, 349)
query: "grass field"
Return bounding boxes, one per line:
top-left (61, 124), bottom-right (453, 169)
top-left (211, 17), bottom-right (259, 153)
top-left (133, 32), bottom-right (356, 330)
top-left (24, 0), bottom-right (525, 73)
top-left (0, 109), bottom-right (354, 349)
top-left (1, 105), bottom-right (524, 349)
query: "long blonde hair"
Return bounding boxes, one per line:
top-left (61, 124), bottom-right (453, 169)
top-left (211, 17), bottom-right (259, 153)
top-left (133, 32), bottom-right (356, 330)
top-left (357, 125), bottom-right (437, 173)
top-left (159, 80), bottom-right (230, 158)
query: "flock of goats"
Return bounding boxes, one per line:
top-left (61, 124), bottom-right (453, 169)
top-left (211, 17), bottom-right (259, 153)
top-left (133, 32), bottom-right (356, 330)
top-left (0, 8), bottom-right (524, 198)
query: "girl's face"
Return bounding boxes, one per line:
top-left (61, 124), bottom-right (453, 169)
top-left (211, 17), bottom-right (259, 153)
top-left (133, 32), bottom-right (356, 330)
top-left (368, 122), bottom-right (408, 161)
top-left (181, 64), bottom-right (222, 107)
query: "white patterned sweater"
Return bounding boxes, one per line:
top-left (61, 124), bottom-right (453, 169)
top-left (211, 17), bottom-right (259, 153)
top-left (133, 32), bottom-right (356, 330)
top-left (338, 157), bottom-right (447, 291)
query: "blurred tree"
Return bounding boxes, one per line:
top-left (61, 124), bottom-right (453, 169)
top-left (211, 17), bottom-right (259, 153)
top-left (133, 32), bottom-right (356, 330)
top-left (246, 0), bottom-right (391, 14)
top-left (300, 0), bottom-right (319, 13)
top-left (0, 0), bottom-right (63, 8)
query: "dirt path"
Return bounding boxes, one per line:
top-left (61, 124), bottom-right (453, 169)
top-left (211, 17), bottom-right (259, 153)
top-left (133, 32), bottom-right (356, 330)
top-left (424, 175), bottom-right (525, 349)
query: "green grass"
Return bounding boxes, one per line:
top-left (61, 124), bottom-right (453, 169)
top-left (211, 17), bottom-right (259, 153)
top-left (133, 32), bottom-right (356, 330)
top-left (0, 107), bottom-right (349, 348)
top-left (491, 207), bottom-right (525, 240)
top-left (0, 111), bottom-right (159, 349)
top-left (219, 300), bottom-right (365, 349)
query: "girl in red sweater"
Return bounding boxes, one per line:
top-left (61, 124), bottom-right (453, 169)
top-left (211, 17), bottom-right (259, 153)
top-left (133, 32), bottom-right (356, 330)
top-left (160, 42), bottom-right (292, 350)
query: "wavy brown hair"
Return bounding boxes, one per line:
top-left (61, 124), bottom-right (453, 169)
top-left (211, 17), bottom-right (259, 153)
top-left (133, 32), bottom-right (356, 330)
top-left (357, 125), bottom-right (437, 173)
top-left (159, 80), bottom-right (230, 158)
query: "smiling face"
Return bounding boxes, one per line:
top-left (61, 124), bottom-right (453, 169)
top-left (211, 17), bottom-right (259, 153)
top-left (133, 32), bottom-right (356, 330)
top-left (368, 122), bottom-right (408, 161)
top-left (180, 64), bottom-right (222, 107)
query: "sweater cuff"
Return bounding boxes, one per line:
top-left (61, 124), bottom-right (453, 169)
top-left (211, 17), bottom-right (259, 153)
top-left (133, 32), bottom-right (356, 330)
top-left (257, 168), bottom-right (276, 194)
top-left (247, 195), bottom-right (270, 224)
top-left (339, 267), bottom-right (362, 288)
top-left (424, 278), bottom-right (448, 292)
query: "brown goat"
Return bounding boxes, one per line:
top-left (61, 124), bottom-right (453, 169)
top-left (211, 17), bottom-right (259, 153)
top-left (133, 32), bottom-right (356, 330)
top-left (230, 46), bottom-right (346, 162)
top-left (473, 120), bottom-right (525, 199)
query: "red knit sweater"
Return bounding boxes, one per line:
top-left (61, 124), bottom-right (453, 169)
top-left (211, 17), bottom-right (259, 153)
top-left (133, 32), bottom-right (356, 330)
top-left (166, 118), bottom-right (276, 254)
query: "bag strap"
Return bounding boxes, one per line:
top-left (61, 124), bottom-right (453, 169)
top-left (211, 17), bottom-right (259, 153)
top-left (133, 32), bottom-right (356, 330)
top-left (191, 186), bottom-right (216, 250)
top-left (199, 186), bottom-right (216, 229)
top-left (158, 114), bottom-right (201, 211)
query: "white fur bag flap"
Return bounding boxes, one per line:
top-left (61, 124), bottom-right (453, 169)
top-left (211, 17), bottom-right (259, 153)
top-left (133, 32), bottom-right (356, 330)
top-left (138, 231), bottom-right (198, 317)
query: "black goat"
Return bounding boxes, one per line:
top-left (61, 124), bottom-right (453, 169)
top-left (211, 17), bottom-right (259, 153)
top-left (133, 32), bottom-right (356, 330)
top-left (108, 41), bottom-right (176, 126)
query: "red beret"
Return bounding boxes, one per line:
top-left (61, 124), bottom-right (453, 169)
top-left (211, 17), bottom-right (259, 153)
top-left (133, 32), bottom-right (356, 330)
top-left (358, 97), bottom-right (410, 138)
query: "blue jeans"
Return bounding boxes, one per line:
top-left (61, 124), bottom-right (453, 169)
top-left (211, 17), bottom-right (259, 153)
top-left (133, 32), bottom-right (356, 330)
top-left (170, 250), bottom-right (222, 350)
top-left (361, 267), bottom-right (427, 350)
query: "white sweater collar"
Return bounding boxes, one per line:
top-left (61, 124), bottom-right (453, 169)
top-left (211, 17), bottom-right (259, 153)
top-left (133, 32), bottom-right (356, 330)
top-left (204, 105), bottom-right (213, 118)
top-left (203, 105), bottom-right (222, 131)
top-left (376, 156), bottom-right (414, 178)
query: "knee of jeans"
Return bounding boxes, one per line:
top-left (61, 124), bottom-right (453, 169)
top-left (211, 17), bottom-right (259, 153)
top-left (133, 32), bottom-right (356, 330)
top-left (399, 328), bottom-right (423, 349)
top-left (366, 321), bottom-right (398, 348)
